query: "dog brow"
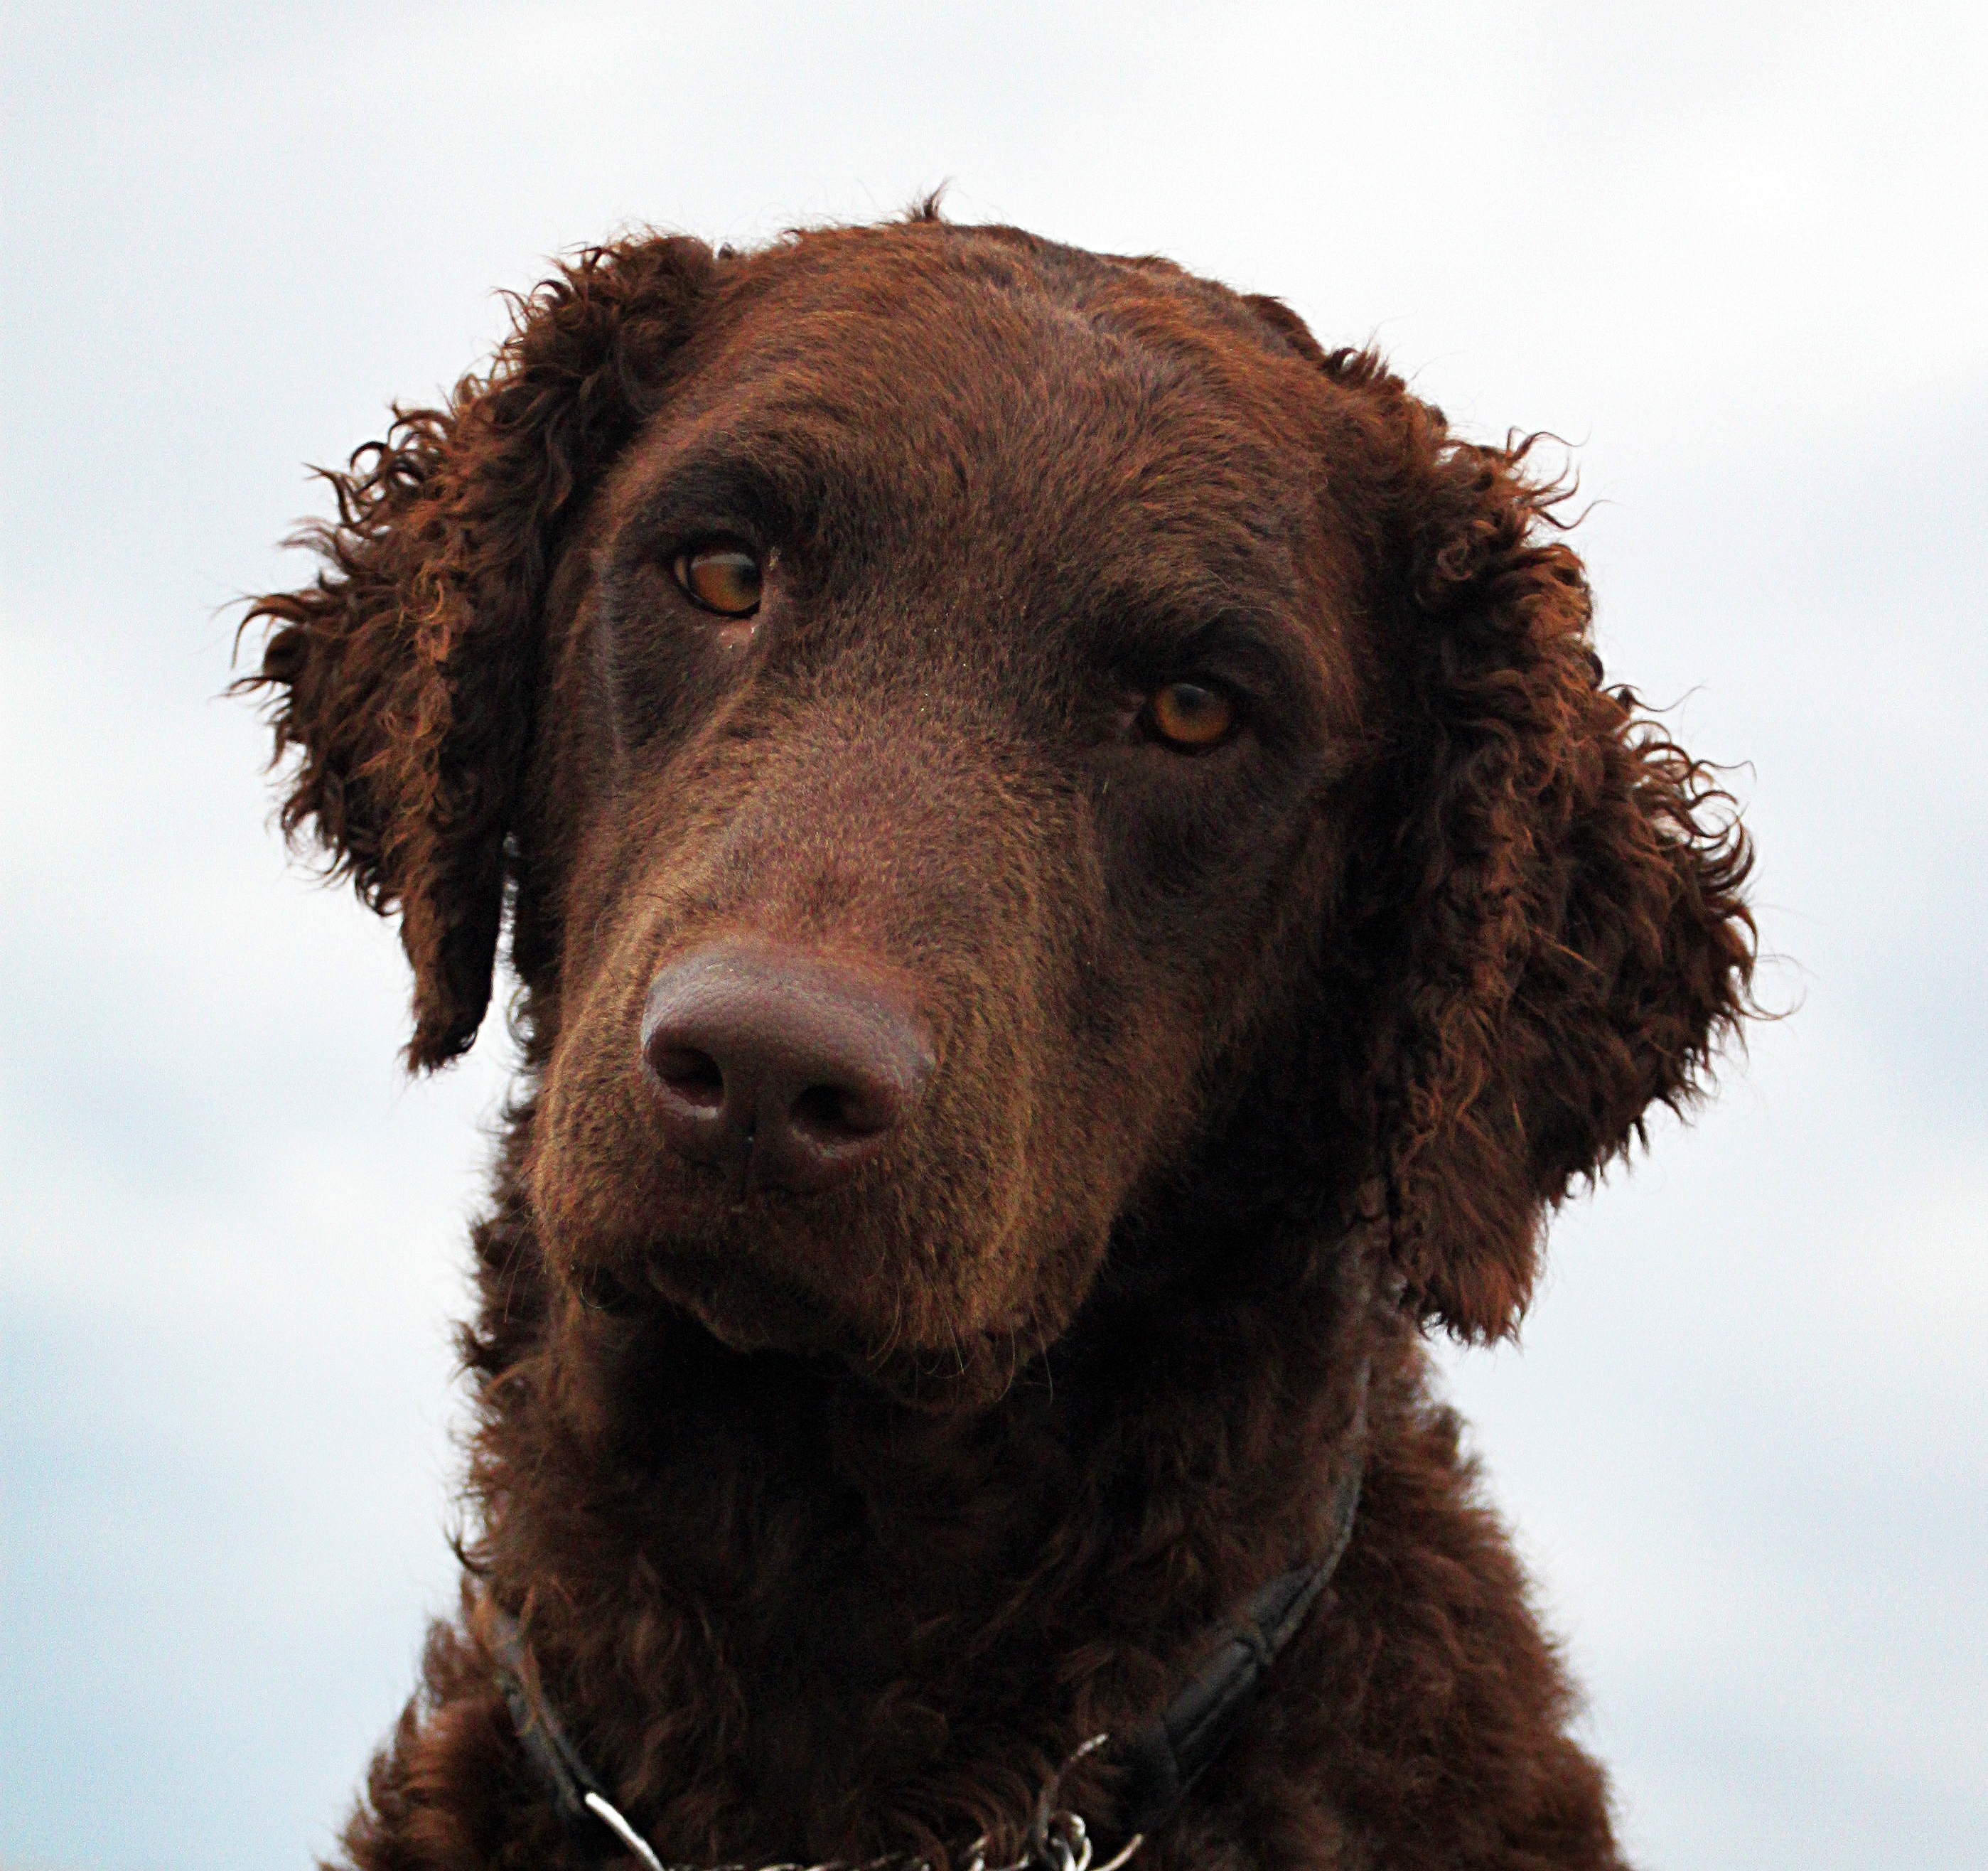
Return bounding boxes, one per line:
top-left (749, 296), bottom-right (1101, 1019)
top-left (622, 436), bottom-right (819, 547)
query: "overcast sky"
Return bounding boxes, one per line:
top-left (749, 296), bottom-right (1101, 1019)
top-left (3, 4), bottom-right (1983, 1867)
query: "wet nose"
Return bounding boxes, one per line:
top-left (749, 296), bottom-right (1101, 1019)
top-left (640, 945), bottom-right (933, 1195)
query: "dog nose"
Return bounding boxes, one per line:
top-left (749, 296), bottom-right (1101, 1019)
top-left (640, 945), bottom-right (933, 1194)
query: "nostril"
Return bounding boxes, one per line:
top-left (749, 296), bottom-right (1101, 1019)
top-left (790, 1080), bottom-right (895, 1147)
top-left (652, 1045), bottom-right (726, 1111)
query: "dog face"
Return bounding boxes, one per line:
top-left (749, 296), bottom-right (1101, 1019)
top-left (245, 220), bottom-right (1752, 1405)
top-left (522, 241), bottom-right (1370, 1394)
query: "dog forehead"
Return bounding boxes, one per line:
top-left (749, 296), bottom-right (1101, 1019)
top-left (623, 227), bottom-right (1321, 573)
top-left (714, 223), bottom-right (1305, 399)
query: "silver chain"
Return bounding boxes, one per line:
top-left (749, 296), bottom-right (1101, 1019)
top-left (577, 1732), bottom-right (1144, 1871)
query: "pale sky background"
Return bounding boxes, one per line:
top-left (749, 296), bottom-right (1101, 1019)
top-left (2, 4), bottom-right (1983, 1867)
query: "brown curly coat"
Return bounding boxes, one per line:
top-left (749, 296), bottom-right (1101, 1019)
top-left (244, 214), bottom-right (1753, 1871)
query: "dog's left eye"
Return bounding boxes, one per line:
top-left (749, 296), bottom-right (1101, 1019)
top-left (673, 541), bottom-right (763, 618)
top-left (1146, 681), bottom-right (1237, 751)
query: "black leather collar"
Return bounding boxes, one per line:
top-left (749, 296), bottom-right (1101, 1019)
top-left (1107, 1447), bottom-right (1363, 1840)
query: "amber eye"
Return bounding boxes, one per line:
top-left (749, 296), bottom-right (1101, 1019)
top-left (673, 541), bottom-right (763, 618)
top-left (1146, 681), bottom-right (1237, 750)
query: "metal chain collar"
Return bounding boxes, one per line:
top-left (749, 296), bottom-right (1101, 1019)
top-left (571, 1732), bottom-right (1144, 1871)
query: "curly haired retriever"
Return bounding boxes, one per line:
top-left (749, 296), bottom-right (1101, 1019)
top-left (245, 215), bottom-right (1753, 1871)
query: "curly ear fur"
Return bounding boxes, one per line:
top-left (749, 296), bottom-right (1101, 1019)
top-left (1333, 353), bottom-right (1756, 1338)
top-left (240, 237), bottom-right (717, 1067)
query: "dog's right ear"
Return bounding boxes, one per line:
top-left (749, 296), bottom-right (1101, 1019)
top-left (240, 237), bottom-right (717, 1067)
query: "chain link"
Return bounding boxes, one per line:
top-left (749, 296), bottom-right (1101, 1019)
top-left (581, 1732), bottom-right (1144, 1871)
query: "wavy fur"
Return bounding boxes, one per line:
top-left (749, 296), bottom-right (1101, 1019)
top-left (242, 219), bottom-right (1754, 1871)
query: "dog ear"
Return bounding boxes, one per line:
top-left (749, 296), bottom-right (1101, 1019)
top-left (1337, 363), bottom-right (1756, 1339)
top-left (241, 237), bottom-right (716, 1067)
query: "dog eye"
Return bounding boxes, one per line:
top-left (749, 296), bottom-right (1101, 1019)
top-left (1146, 681), bottom-right (1237, 751)
top-left (673, 541), bottom-right (763, 618)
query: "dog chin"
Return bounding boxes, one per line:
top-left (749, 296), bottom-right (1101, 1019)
top-left (640, 1244), bottom-right (846, 1353)
top-left (640, 1243), bottom-right (1036, 1412)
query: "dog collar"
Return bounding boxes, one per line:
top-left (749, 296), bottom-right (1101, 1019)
top-left (488, 1383), bottom-right (1365, 1871)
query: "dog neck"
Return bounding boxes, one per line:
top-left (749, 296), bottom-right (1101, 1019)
top-left (461, 1176), bottom-right (1387, 1863)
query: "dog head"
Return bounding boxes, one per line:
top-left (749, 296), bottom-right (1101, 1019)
top-left (245, 219), bottom-right (1753, 1404)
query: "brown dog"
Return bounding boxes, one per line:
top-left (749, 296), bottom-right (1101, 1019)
top-left (245, 212), bottom-right (1753, 1871)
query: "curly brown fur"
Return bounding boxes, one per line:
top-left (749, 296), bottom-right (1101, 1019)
top-left (242, 218), bottom-right (1753, 1871)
